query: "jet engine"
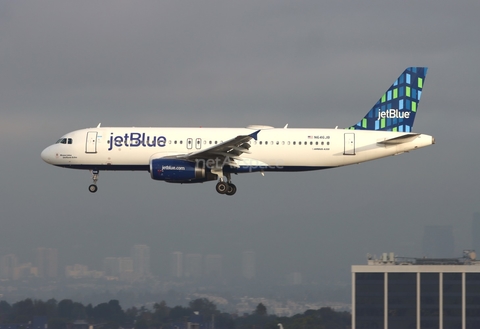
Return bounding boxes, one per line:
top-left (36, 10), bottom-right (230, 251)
top-left (150, 158), bottom-right (215, 183)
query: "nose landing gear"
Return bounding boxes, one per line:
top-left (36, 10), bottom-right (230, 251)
top-left (89, 170), bottom-right (99, 193)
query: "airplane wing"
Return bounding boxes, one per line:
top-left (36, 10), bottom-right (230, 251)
top-left (175, 130), bottom-right (260, 168)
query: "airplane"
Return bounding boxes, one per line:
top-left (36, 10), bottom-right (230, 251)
top-left (41, 67), bottom-right (434, 196)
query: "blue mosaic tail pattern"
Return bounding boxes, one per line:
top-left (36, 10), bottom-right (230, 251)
top-left (347, 67), bottom-right (428, 132)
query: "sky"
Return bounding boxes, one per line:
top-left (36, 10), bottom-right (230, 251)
top-left (1, 1), bottom-right (480, 289)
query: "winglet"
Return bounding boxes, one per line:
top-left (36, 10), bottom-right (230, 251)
top-left (249, 130), bottom-right (261, 141)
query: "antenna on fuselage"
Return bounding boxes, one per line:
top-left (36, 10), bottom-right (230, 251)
top-left (283, 124), bottom-right (288, 128)
top-left (97, 123), bottom-right (102, 128)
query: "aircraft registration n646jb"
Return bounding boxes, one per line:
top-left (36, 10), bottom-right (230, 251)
top-left (41, 67), bottom-right (434, 196)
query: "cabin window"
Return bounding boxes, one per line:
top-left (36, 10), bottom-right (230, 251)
top-left (265, 141), bottom-right (268, 145)
top-left (180, 140), bottom-right (183, 144)
top-left (68, 138), bottom-right (73, 144)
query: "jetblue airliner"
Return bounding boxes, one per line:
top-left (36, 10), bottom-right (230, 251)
top-left (41, 67), bottom-right (434, 195)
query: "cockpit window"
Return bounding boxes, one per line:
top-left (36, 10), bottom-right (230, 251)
top-left (56, 138), bottom-right (73, 144)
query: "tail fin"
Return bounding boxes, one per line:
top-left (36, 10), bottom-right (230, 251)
top-left (347, 67), bottom-right (428, 132)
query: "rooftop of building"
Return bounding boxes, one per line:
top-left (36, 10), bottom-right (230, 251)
top-left (365, 250), bottom-right (479, 266)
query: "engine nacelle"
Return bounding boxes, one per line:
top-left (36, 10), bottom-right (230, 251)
top-left (150, 158), bottom-right (207, 183)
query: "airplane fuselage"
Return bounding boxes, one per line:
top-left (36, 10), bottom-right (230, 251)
top-left (41, 126), bottom-right (434, 172)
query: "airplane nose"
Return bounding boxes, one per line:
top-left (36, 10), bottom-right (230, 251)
top-left (41, 146), bottom-right (53, 164)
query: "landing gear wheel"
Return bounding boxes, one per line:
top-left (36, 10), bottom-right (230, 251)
top-left (88, 184), bottom-right (98, 193)
top-left (226, 183), bottom-right (237, 196)
top-left (216, 181), bottom-right (228, 194)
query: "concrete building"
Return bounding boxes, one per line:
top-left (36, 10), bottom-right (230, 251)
top-left (204, 254), bottom-right (223, 278)
top-left (35, 247), bottom-right (58, 278)
top-left (171, 251), bottom-right (183, 278)
top-left (185, 253), bottom-right (202, 279)
top-left (0, 254), bottom-right (18, 279)
top-left (352, 251), bottom-right (480, 329)
top-left (132, 244), bottom-right (150, 278)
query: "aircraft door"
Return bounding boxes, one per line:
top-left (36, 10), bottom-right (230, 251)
top-left (86, 131), bottom-right (98, 153)
top-left (195, 138), bottom-right (202, 149)
top-left (344, 133), bottom-right (355, 155)
top-left (187, 138), bottom-right (193, 149)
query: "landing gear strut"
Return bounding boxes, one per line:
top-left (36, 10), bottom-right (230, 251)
top-left (89, 170), bottom-right (99, 193)
top-left (214, 172), bottom-right (237, 196)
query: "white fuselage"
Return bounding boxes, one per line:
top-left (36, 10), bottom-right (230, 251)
top-left (41, 126), bottom-right (434, 173)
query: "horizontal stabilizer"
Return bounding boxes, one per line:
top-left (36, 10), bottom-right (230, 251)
top-left (377, 133), bottom-right (420, 145)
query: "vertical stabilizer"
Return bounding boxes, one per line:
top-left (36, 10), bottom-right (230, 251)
top-left (347, 67), bottom-right (428, 132)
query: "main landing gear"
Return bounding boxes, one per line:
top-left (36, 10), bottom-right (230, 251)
top-left (216, 181), bottom-right (237, 196)
top-left (88, 170), bottom-right (99, 193)
top-left (215, 172), bottom-right (237, 196)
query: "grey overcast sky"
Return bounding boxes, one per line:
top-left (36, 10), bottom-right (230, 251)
top-left (1, 1), bottom-right (480, 285)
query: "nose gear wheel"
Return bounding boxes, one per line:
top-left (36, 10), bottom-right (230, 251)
top-left (89, 170), bottom-right (99, 193)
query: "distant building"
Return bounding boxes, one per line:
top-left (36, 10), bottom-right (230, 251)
top-left (65, 264), bottom-right (89, 278)
top-left (102, 256), bottom-right (134, 279)
top-left (242, 251), bottom-right (256, 280)
top-left (204, 254), bottom-right (223, 278)
top-left (185, 253), bottom-right (202, 279)
top-left (422, 225), bottom-right (454, 258)
top-left (35, 247), bottom-right (58, 278)
top-left (289, 271), bottom-right (302, 285)
top-left (171, 251), bottom-right (183, 278)
top-left (132, 244), bottom-right (150, 278)
top-left (0, 254), bottom-right (18, 280)
top-left (103, 257), bottom-right (120, 277)
top-left (352, 251), bottom-right (480, 329)
top-left (119, 257), bottom-right (133, 275)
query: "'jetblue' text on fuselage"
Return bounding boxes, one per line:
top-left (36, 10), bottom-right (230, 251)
top-left (108, 133), bottom-right (167, 151)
